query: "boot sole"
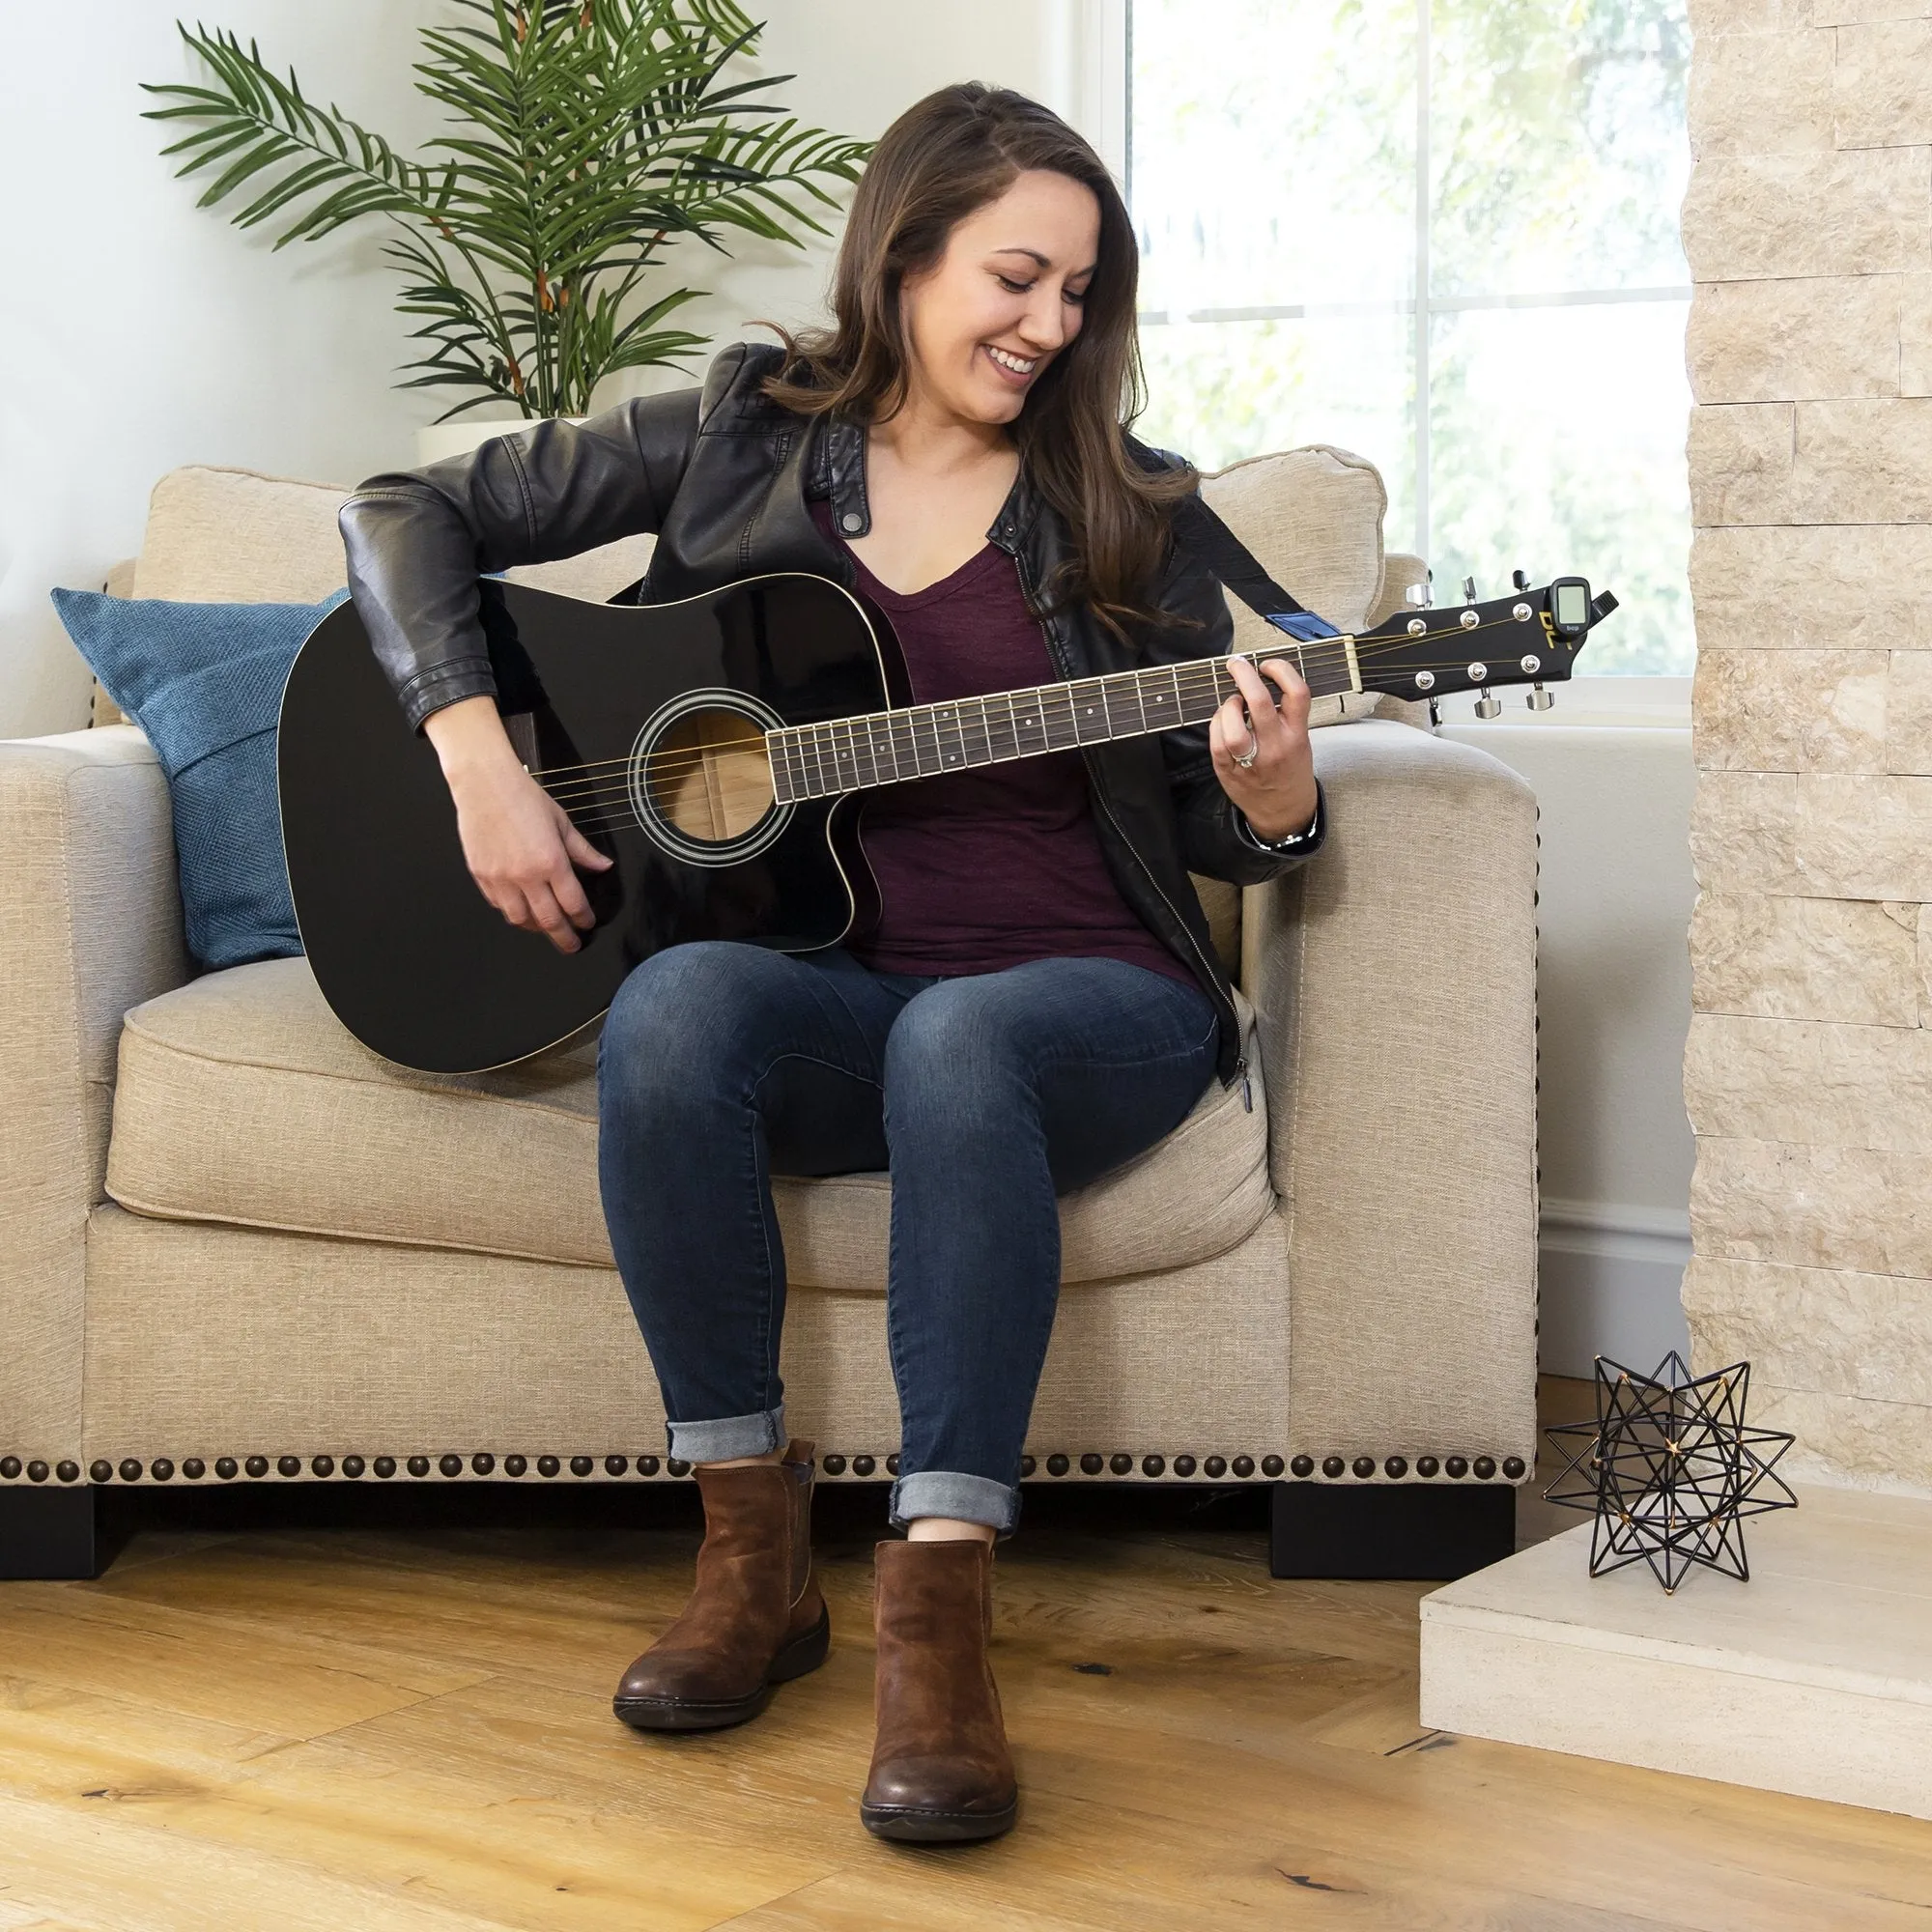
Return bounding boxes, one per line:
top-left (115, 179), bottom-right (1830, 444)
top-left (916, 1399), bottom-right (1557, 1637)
top-left (860, 1795), bottom-right (1019, 1843)
top-left (612, 1605), bottom-right (831, 1733)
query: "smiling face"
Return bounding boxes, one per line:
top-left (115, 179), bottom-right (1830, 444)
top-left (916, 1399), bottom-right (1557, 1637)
top-left (895, 168), bottom-right (1102, 430)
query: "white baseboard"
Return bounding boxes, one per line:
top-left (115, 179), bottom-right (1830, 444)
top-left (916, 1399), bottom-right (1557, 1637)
top-left (1538, 1198), bottom-right (1690, 1380)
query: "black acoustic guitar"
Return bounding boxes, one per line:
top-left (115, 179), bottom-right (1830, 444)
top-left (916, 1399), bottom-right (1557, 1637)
top-left (278, 570), bottom-right (1615, 1072)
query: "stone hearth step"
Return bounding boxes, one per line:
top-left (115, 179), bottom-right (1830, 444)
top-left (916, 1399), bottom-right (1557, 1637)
top-left (1419, 1482), bottom-right (1932, 1819)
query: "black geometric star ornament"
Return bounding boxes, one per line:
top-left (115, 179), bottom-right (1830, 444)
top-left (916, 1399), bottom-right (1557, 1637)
top-left (1543, 1351), bottom-right (1797, 1594)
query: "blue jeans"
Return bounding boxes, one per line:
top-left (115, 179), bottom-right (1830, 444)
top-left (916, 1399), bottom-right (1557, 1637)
top-left (596, 942), bottom-right (1220, 1533)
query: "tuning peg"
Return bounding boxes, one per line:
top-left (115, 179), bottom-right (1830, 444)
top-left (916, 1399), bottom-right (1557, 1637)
top-left (1527, 684), bottom-right (1554, 711)
top-left (1463, 576), bottom-right (1477, 603)
top-left (1474, 689), bottom-right (1502, 720)
top-left (1512, 568), bottom-right (1530, 592)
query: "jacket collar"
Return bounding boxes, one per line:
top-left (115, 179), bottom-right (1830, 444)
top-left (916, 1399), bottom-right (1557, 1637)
top-left (811, 412), bottom-right (1044, 554)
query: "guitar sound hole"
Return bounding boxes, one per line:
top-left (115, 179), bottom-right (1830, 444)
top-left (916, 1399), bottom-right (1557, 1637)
top-left (646, 707), bottom-right (775, 844)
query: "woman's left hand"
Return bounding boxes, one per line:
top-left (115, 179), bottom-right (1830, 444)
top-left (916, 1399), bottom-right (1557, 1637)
top-left (1208, 655), bottom-right (1319, 842)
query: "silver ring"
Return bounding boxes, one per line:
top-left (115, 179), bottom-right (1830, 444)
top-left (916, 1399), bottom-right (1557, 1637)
top-left (1234, 736), bottom-right (1260, 770)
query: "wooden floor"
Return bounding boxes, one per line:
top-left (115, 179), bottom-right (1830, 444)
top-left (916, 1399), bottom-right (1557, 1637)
top-left (1, 1382), bottom-right (1928, 1931)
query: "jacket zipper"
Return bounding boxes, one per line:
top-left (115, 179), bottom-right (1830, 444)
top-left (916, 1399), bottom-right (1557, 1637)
top-left (1012, 551), bottom-right (1249, 1105)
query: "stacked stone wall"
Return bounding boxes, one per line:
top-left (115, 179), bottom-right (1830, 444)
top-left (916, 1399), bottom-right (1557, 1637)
top-left (1685, 0), bottom-right (1932, 1489)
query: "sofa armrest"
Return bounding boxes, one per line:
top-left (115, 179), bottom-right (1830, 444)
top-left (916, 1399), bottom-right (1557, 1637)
top-left (1243, 721), bottom-right (1539, 1467)
top-left (0, 727), bottom-right (190, 1465)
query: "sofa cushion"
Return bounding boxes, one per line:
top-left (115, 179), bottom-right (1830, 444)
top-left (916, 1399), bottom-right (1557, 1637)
top-left (131, 463), bottom-right (655, 607)
top-left (105, 957), bottom-right (1275, 1286)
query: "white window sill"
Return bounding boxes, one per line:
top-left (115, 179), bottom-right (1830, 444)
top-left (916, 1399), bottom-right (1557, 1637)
top-left (1428, 675), bottom-right (1690, 729)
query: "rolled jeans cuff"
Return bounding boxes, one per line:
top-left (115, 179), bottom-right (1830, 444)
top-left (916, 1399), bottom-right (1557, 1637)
top-left (890, 1469), bottom-right (1018, 1536)
top-left (666, 1403), bottom-right (786, 1465)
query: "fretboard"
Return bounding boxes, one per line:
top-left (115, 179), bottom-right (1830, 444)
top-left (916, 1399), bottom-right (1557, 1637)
top-left (768, 638), bottom-right (1360, 805)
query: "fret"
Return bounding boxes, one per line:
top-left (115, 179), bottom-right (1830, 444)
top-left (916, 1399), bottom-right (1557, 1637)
top-left (986, 690), bottom-right (1022, 763)
top-left (963, 695), bottom-right (996, 767)
top-left (886, 707), bottom-right (919, 781)
top-left (850, 716), bottom-right (876, 788)
top-left (1135, 664), bottom-right (1178, 730)
top-left (864, 712), bottom-right (898, 784)
top-left (1098, 670), bottom-right (1139, 740)
top-left (859, 713), bottom-right (888, 788)
top-left (933, 702), bottom-right (969, 770)
top-left (1068, 677), bottom-right (1110, 745)
top-left (836, 719), bottom-right (864, 792)
top-left (1010, 689), bottom-right (1048, 758)
top-left (910, 704), bottom-right (943, 778)
top-left (1041, 684), bottom-right (1079, 753)
top-left (801, 724), bottom-right (828, 798)
top-left (770, 730), bottom-right (795, 806)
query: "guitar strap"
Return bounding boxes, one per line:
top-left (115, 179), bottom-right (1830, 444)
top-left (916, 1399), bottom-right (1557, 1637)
top-left (1165, 489), bottom-right (1308, 622)
top-left (1125, 435), bottom-right (1341, 643)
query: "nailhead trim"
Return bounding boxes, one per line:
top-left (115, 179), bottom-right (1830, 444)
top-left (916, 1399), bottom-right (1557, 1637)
top-left (4, 1446), bottom-right (1532, 1489)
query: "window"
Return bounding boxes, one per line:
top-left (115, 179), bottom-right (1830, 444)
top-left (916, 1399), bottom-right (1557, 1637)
top-left (1126, 0), bottom-right (1692, 673)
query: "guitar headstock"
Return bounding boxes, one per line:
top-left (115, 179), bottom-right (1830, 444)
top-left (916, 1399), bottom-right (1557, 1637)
top-left (1352, 574), bottom-right (1617, 712)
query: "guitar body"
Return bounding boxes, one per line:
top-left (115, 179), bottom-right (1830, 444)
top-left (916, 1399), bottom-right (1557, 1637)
top-left (279, 575), bottom-right (894, 1073)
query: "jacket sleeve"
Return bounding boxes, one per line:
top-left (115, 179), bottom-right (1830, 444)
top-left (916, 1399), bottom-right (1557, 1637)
top-left (1142, 486), bottom-right (1328, 888)
top-left (339, 384), bottom-right (701, 732)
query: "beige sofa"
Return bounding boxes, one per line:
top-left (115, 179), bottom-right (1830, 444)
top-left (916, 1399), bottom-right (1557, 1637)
top-left (0, 446), bottom-right (1540, 1582)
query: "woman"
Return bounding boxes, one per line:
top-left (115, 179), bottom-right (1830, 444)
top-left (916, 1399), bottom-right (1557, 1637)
top-left (339, 82), bottom-right (1322, 1844)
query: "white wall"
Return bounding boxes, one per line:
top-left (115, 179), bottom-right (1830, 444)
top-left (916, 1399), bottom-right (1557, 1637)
top-left (0, 0), bottom-right (1069, 739)
top-left (1441, 717), bottom-right (1696, 1378)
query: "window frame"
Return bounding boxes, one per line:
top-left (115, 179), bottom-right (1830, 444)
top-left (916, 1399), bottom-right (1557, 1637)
top-left (1101, 0), bottom-right (1692, 716)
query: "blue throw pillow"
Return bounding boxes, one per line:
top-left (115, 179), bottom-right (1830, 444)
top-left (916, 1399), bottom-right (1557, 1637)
top-left (50, 587), bottom-right (349, 970)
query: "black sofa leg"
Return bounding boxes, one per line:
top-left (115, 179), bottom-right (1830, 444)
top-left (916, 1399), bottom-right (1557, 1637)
top-left (1269, 1480), bottom-right (1516, 1581)
top-left (0, 1484), bottom-right (104, 1581)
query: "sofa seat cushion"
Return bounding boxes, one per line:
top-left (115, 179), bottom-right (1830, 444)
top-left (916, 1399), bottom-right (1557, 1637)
top-left (105, 957), bottom-right (1275, 1286)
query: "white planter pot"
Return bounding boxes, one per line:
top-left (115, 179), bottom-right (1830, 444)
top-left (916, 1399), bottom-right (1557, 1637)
top-left (414, 415), bottom-right (586, 467)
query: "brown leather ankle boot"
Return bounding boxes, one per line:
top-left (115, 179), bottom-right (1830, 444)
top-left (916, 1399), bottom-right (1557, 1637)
top-left (612, 1437), bottom-right (828, 1732)
top-left (861, 1537), bottom-right (1018, 1842)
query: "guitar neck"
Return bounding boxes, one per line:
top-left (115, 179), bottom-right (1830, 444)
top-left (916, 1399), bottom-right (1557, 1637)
top-left (767, 634), bottom-right (1362, 805)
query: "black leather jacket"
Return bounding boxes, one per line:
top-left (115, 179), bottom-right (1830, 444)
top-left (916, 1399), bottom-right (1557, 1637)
top-left (338, 341), bottom-right (1324, 1085)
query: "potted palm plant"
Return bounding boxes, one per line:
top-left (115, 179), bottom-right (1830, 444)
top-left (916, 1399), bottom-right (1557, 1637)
top-left (144, 0), bottom-right (869, 460)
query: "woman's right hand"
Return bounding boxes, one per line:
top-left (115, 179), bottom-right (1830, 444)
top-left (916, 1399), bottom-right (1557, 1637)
top-left (422, 695), bottom-right (614, 953)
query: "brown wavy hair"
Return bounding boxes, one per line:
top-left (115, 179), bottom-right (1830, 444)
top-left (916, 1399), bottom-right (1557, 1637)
top-left (758, 82), bottom-right (1194, 639)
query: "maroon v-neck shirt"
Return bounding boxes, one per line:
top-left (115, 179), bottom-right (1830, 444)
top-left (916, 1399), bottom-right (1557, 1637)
top-left (811, 497), bottom-right (1192, 986)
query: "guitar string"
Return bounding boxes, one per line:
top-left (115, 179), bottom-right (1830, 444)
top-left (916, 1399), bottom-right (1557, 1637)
top-left (530, 641), bottom-right (1558, 812)
top-left (520, 609), bottom-right (1558, 791)
top-left (530, 638), bottom-right (1562, 815)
